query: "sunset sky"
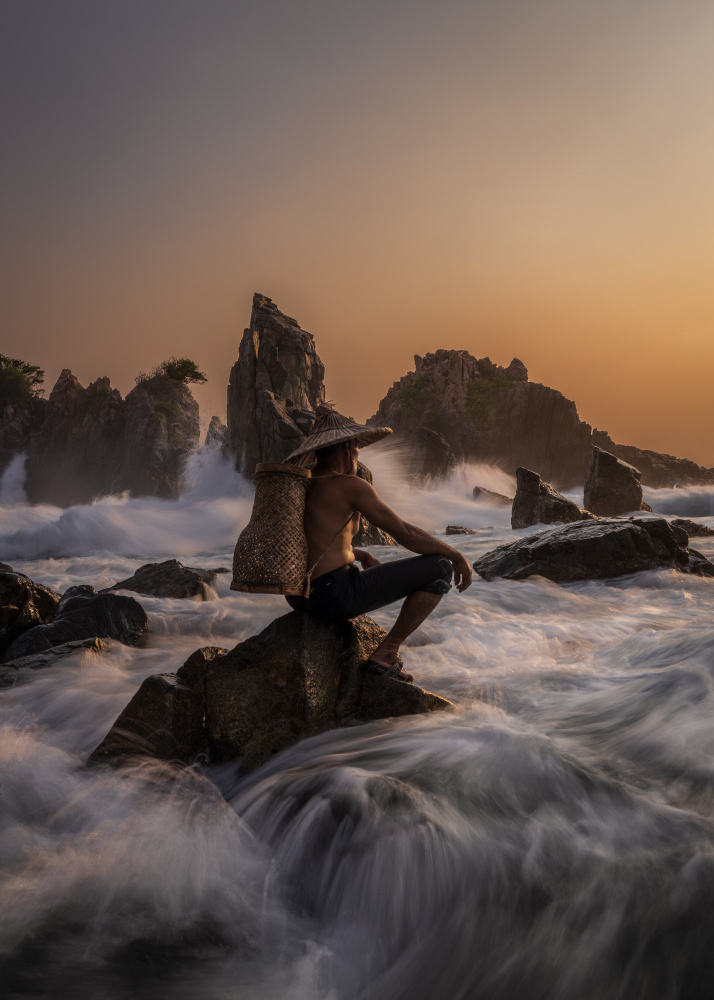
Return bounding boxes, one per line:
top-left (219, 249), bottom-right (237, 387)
top-left (2, 0), bottom-right (714, 465)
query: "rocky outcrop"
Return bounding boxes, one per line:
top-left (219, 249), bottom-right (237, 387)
top-left (584, 446), bottom-right (652, 517)
top-left (23, 369), bottom-right (200, 505)
top-left (227, 294), bottom-right (325, 475)
top-left (473, 517), bottom-right (714, 583)
top-left (370, 351), bottom-right (714, 490)
top-left (511, 467), bottom-right (595, 529)
top-left (89, 611), bottom-right (453, 770)
top-left (472, 486), bottom-right (513, 505)
top-left (353, 462), bottom-right (396, 546)
top-left (0, 571), bottom-right (61, 660)
top-left (670, 518), bottom-right (714, 538)
top-left (369, 350), bottom-right (592, 488)
top-left (109, 559), bottom-right (219, 600)
top-left (1, 637), bottom-right (110, 688)
top-left (5, 585), bottom-right (147, 660)
top-left (446, 526), bottom-right (480, 535)
top-left (591, 430), bottom-right (714, 489)
top-left (25, 371), bottom-right (126, 506)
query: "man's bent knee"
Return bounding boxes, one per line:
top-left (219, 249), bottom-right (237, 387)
top-left (418, 555), bottom-right (453, 596)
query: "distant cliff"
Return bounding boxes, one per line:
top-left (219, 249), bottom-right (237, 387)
top-left (227, 294), bottom-right (325, 475)
top-left (369, 350), bottom-right (714, 489)
top-left (23, 369), bottom-right (200, 505)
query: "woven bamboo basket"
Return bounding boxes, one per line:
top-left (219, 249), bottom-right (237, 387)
top-left (230, 463), bottom-right (311, 595)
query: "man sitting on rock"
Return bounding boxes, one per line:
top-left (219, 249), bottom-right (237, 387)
top-left (285, 405), bottom-right (472, 682)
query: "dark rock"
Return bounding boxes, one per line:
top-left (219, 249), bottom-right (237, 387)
top-left (370, 351), bottom-right (714, 490)
top-left (511, 468), bottom-right (595, 529)
top-left (0, 571), bottom-right (61, 661)
top-left (408, 427), bottom-right (457, 483)
top-left (446, 526), bottom-right (480, 535)
top-left (0, 562), bottom-right (13, 572)
top-left (227, 294), bottom-right (326, 476)
top-left (1, 637), bottom-right (111, 687)
top-left (584, 446), bottom-right (652, 517)
top-left (591, 429), bottom-right (714, 489)
top-left (353, 462), bottom-right (396, 546)
top-left (473, 517), bottom-right (714, 583)
top-left (121, 374), bottom-right (200, 500)
top-left (670, 518), bottom-right (714, 538)
top-left (109, 559), bottom-right (219, 600)
top-left (369, 350), bottom-right (593, 488)
top-left (204, 415), bottom-right (228, 449)
top-left (23, 369), bottom-right (200, 505)
top-left (472, 486), bottom-right (513, 505)
top-left (89, 612), bottom-right (453, 769)
top-left (25, 371), bottom-right (126, 506)
top-left (6, 585), bottom-right (148, 660)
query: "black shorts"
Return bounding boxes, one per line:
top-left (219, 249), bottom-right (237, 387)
top-left (285, 553), bottom-right (453, 621)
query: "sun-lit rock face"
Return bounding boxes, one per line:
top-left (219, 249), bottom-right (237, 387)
top-left (369, 349), bottom-right (593, 488)
top-left (227, 293), bottom-right (325, 476)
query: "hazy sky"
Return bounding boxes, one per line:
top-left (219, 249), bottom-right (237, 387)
top-left (2, 0), bottom-right (713, 463)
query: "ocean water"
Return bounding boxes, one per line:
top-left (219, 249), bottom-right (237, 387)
top-left (1, 446), bottom-right (714, 1000)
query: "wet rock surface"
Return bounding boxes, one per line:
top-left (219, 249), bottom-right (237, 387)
top-left (472, 486), bottom-right (513, 505)
top-left (670, 518), bottom-right (714, 538)
top-left (0, 637), bottom-right (111, 687)
top-left (511, 467), bottom-right (595, 529)
top-left (227, 293), bottom-right (325, 475)
top-left (109, 559), bottom-right (219, 600)
top-left (0, 571), bottom-right (61, 661)
top-left (408, 426), bottom-right (457, 483)
top-left (6, 585), bottom-right (148, 660)
top-left (89, 611), bottom-right (453, 770)
top-left (474, 517), bottom-right (714, 583)
top-left (584, 446), bottom-right (652, 517)
top-left (446, 526), bottom-right (480, 535)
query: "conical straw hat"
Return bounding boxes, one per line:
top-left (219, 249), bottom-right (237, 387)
top-left (286, 403), bottom-right (392, 466)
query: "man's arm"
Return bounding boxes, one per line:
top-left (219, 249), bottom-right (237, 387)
top-left (344, 477), bottom-right (472, 590)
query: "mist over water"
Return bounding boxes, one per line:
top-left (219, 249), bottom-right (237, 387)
top-left (2, 446), bottom-right (714, 999)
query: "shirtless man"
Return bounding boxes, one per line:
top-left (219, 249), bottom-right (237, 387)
top-left (286, 437), bottom-right (472, 682)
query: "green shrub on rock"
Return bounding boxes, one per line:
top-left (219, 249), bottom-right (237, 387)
top-left (135, 357), bottom-right (207, 386)
top-left (0, 354), bottom-right (45, 407)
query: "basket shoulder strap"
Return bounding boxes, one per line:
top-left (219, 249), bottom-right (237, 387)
top-left (303, 510), bottom-right (357, 598)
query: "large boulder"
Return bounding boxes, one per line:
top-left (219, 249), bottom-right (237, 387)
top-left (473, 517), bottom-right (714, 583)
top-left (227, 294), bottom-right (325, 476)
top-left (511, 467), bottom-right (595, 529)
top-left (0, 571), bottom-right (61, 660)
top-left (584, 446), bottom-right (652, 517)
top-left (109, 559), bottom-right (219, 600)
top-left (89, 612), bottom-right (452, 770)
top-left (5, 585), bottom-right (148, 660)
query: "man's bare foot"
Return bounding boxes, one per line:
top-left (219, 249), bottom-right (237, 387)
top-left (364, 658), bottom-right (414, 683)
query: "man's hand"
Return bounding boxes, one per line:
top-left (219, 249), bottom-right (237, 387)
top-left (354, 549), bottom-right (382, 569)
top-left (450, 552), bottom-right (473, 592)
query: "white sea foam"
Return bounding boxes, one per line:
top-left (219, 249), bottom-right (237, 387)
top-left (2, 454), bottom-right (714, 998)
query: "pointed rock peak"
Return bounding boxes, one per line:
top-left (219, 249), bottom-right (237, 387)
top-left (52, 369), bottom-right (82, 393)
top-left (507, 358), bottom-right (528, 381)
top-left (250, 292), bottom-right (300, 330)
